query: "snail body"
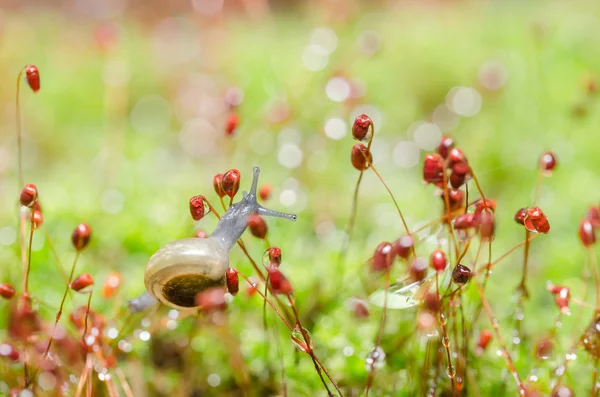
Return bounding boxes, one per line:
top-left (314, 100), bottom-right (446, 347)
top-left (143, 167), bottom-right (296, 310)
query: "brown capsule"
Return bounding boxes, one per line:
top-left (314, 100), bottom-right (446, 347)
top-left (437, 136), bottom-right (455, 159)
top-left (267, 266), bottom-right (292, 295)
top-left (579, 219), bottom-right (596, 247)
top-left (25, 65), bottom-right (40, 93)
top-left (514, 208), bottom-right (527, 225)
top-left (372, 242), bottom-right (395, 272)
top-left (352, 114), bottom-right (373, 142)
top-left (451, 264), bottom-right (471, 286)
top-left (19, 184), bottom-right (38, 208)
top-left (423, 153), bottom-right (444, 185)
top-left (225, 114), bottom-right (239, 136)
top-left (70, 273), bottom-right (94, 293)
top-left (226, 268), bottom-right (239, 296)
top-left (429, 250), bottom-right (447, 272)
top-left (524, 206), bottom-right (550, 234)
top-left (259, 184), bottom-right (272, 201)
top-left (72, 223), bottom-right (92, 252)
top-left (213, 174), bottom-right (226, 198)
top-left (195, 288), bottom-right (227, 313)
top-left (221, 169), bottom-right (241, 198)
top-left (0, 284), bottom-right (16, 300)
top-left (247, 213), bottom-right (267, 239)
top-left (189, 195), bottom-right (207, 221)
top-left (540, 151), bottom-right (557, 174)
top-left (393, 235), bottom-right (414, 260)
top-left (351, 143), bottom-right (372, 171)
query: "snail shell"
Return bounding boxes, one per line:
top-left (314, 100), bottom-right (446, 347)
top-left (143, 167), bottom-right (296, 310)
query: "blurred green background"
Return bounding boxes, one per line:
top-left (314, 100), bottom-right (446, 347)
top-left (1, 0), bottom-right (600, 395)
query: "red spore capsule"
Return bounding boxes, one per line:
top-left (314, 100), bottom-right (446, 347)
top-left (72, 223), bottom-right (92, 252)
top-left (430, 250), bottom-right (447, 272)
top-left (247, 213), bottom-right (267, 239)
top-left (351, 143), bottom-right (373, 171)
top-left (226, 268), bottom-right (239, 296)
top-left (25, 65), bottom-right (40, 93)
top-left (221, 169), bottom-right (241, 198)
top-left (352, 114), bottom-right (373, 142)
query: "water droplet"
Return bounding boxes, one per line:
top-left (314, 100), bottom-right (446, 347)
top-left (512, 337), bottom-right (521, 345)
top-left (442, 336), bottom-right (450, 348)
top-left (439, 313), bottom-right (447, 326)
top-left (496, 349), bottom-right (504, 357)
top-left (365, 346), bottom-right (386, 371)
top-left (446, 365), bottom-right (456, 378)
top-left (290, 326), bottom-right (312, 352)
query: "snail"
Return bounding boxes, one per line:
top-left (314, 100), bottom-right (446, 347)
top-left (143, 167), bottom-right (296, 310)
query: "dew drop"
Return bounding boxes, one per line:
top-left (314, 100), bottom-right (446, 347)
top-left (442, 336), bottom-right (450, 348)
top-left (365, 346), bottom-right (386, 372)
top-left (439, 313), bottom-right (447, 326)
top-left (446, 365), bottom-right (456, 379)
top-left (290, 326), bottom-right (312, 352)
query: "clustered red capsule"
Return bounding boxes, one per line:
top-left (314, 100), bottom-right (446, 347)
top-left (446, 189), bottom-right (465, 213)
top-left (265, 247), bottom-right (282, 267)
top-left (351, 143), bottom-right (373, 171)
top-left (514, 208), bottom-right (527, 225)
top-left (579, 206), bottom-right (599, 247)
top-left (478, 210), bottom-right (495, 241)
top-left (437, 136), bottom-right (454, 159)
top-left (351, 114), bottom-right (373, 142)
top-left (547, 283), bottom-right (570, 315)
top-left (247, 213), bottom-right (267, 239)
top-left (19, 184), bottom-right (38, 208)
top-left (523, 206), bottom-right (550, 234)
top-left (72, 223), bottom-right (92, 252)
top-left (226, 268), bottom-right (239, 296)
top-left (24, 65), bottom-right (40, 93)
top-left (221, 169), bottom-right (241, 198)
top-left (423, 153), bottom-right (444, 186)
top-left (70, 273), bottom-right (94, 293)
top-left (189, 195), bottom-right (208, 221)
top-left (372, 242), bottom-right (395, 272)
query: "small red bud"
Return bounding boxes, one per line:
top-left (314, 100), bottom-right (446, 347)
top-left (189, 195), bottom-right (208, 221)
top-left (70, 273), bottom-right (94, 293)
top-left (437, 136), bottom-right (455, 159)
top-left (540, 151), bottom-right (557, 174)
top-left (372, 242), bottom-right (395, 272)
top-left (195, 288), bottom-right (227, 313)
top-left (579, 219), bottom-right (596, 247)
top-left (102, 272), bottom-right (122, 298)
top-left (449, 162), bottom-right (470, 189)
top-left (446, 189), bottom-right (465, 213)
top-left (267, 266), bottom-right (293, 295)
top-left (24, 65), bottom-right (40, 93)
top-left (524, 206), bottom-right (550, 234)
top-left (71, 223), bottom-right (92, 252)
top-left (352, 114), bottom-right (373, 142)
top-left (226, 268), bottom-right (239, 296)
top-left (221, 169), bottom-right (241, 198)
top-left (213, 174), bottom-right (226, 198)
top-left (19, 184), bottom-right (38, 208)
top-left (477, 329), bottom-right (493, 352)
top-left (247, 213), bottom-right (267, 239)
top-left (447, 148), bottom-right (468, 168)
top-left (0, 284), bottom-right (16, 300)
top-left (225, 114), bottom-right (239, 136)
top-left (430, 250), bottom-right (447, 272)
top-left (259, 184), bottom-right (272, 201)
top-left (393, 235), bottom-right (414, 260)
top-left (351, 143), bottom-right (372, 171)
top-left (479, 210), bottom-right (495, 241)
